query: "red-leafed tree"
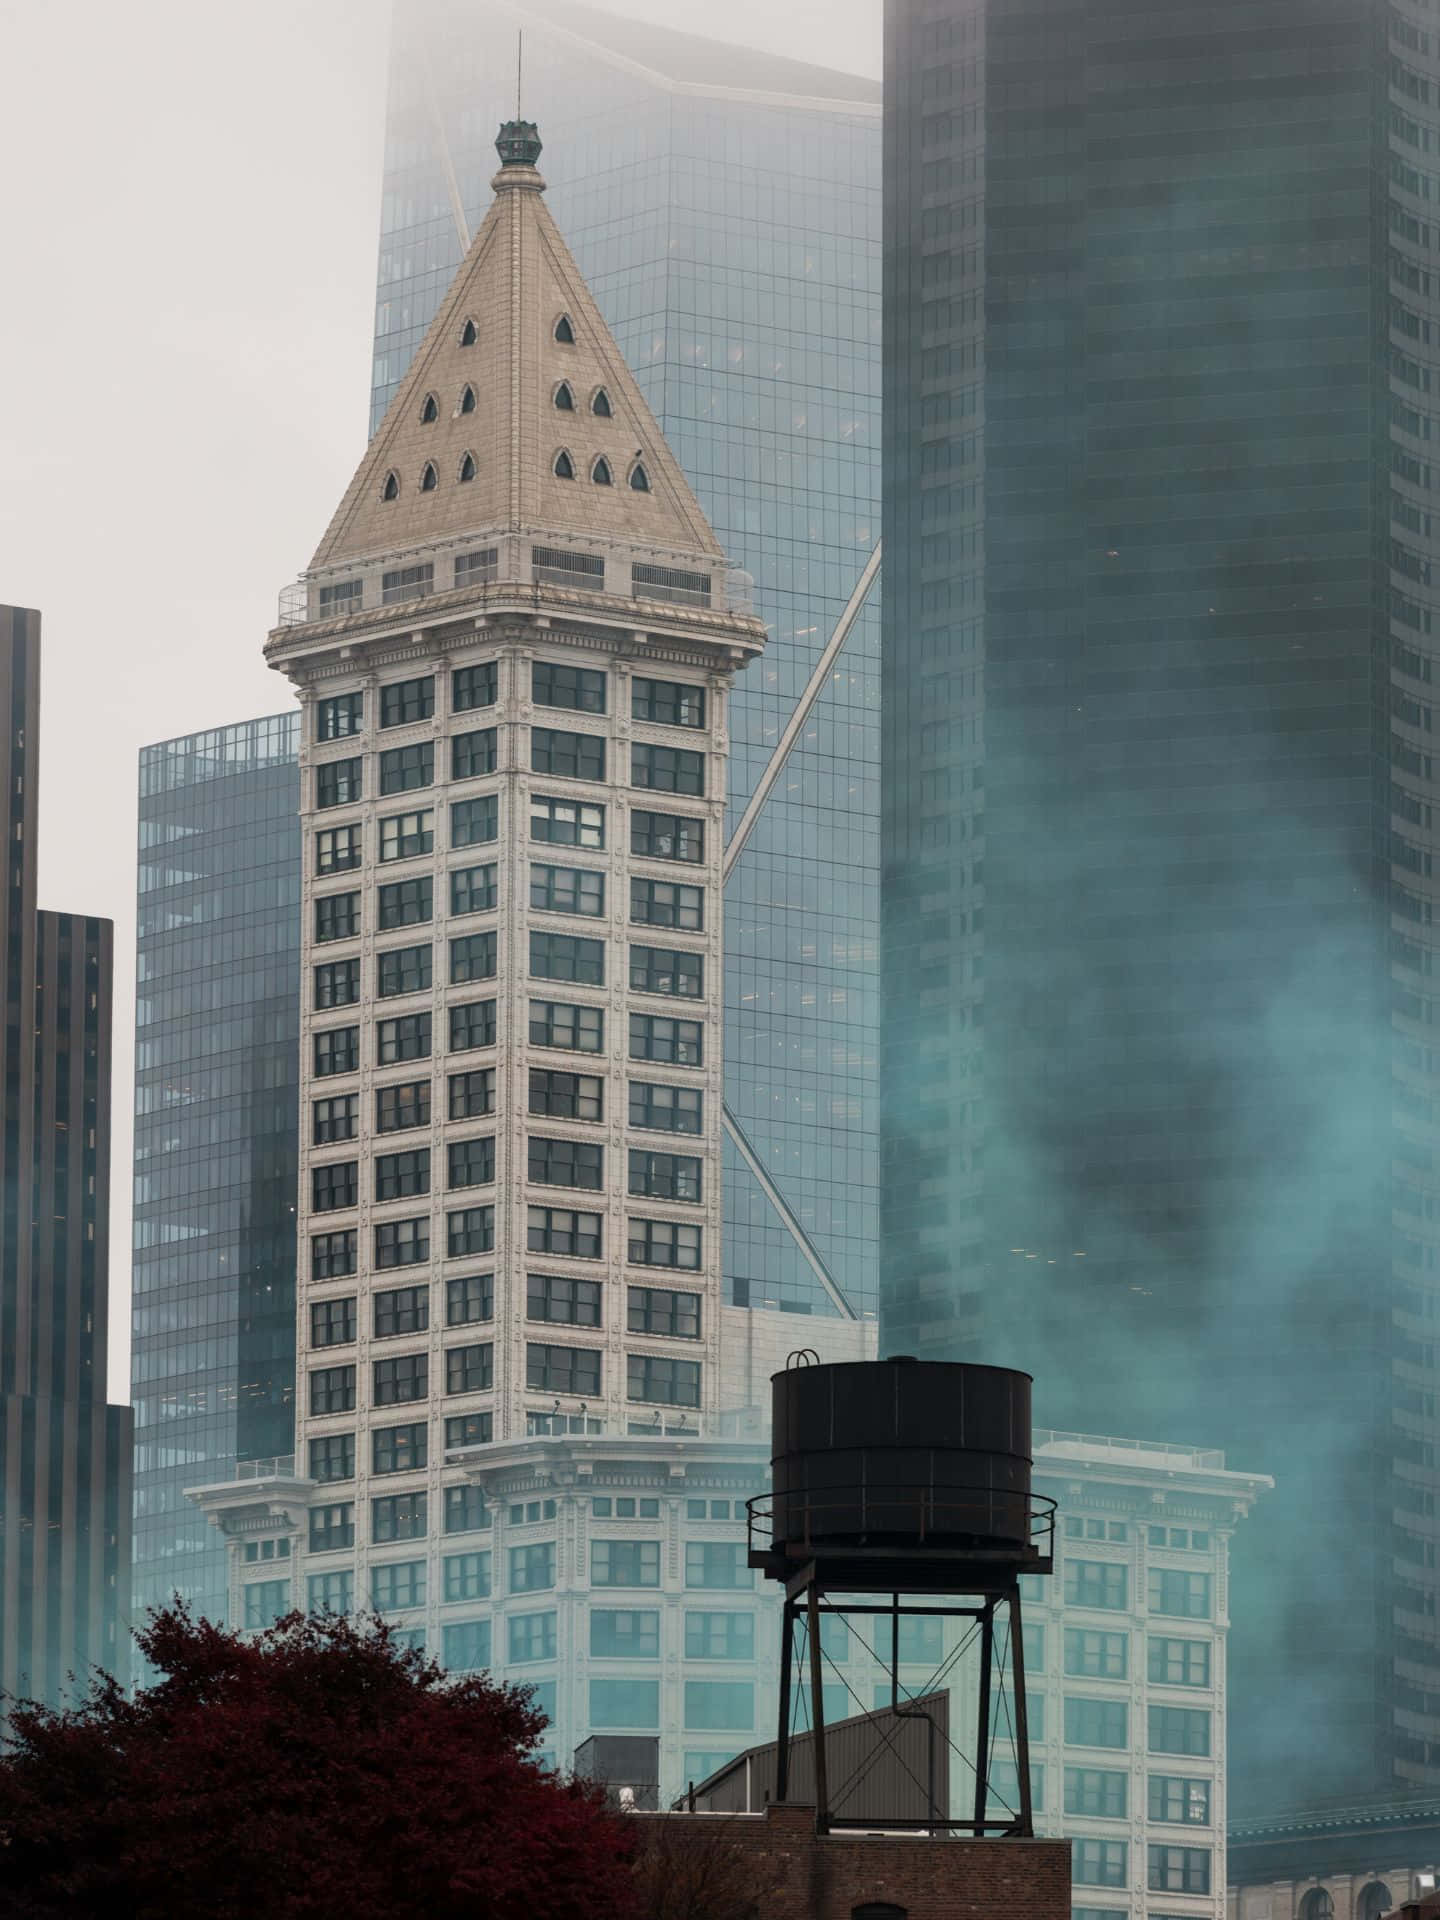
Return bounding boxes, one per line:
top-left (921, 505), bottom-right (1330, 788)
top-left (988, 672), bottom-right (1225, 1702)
top-left (0, 1605), bottom-right (637, 1919)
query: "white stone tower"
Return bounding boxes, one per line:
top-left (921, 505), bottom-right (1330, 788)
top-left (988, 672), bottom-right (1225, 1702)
top-left (192, 121), bottom-right (872, 1791)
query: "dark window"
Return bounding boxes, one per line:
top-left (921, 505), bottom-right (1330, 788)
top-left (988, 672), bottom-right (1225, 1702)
top-left (526, 1343), bottom-right (601, 1394)
top-left (381, 471), bottom-right (399, 501)
top-left (374, 1217), bottom-right (429, 1268)
top-left (444, 1484), bottom-right (490, 1535)
top-left (377, 943), bottom-right (432, 998)
top-left (511, 1612), bottom-right (558, 1662)
top-left (527, 1272), bottom-right (602, 1327)
top-left (374, 1147), bottom-right (430, 1202)
top-left (628, 1353), bottom-right (701, 1407)
top-left (1065, 1560), bottom-right (1127, 1610)
top-left (309, 1434), bottom-right (355, 1483)
top-left (373, 1422), bottom-right (427, 1475)
top-left (379, 809), bottom-right (433, 861)
top-left (631, 877), bottom-right (703, 931)
top-left (310, 1502), bottom-right (355, 1551)
top-left (1147, 1637), bottom-right (1211, 1687)
top-left (446, 1343), bottom-right (493, 1394)
top-left (1065, 1696), bottom-right (1128, 1749)
top-left (632, 743), bottom-right (704, 795)
top-left (381, 563), bottom-right (433, 605)
top-left (376, 1080), bottom-right (430, 1133)
top-left (592, 457), bottom-right (612, 485)
top-left (317, 582), bottom-right (363, 618)
top-left (447, 1273), bottom-right (494, 1325)
top-left (451, 931), bottom-right (497, 983)
top-left (448, 1206), bottom-right (495, 1257)
top-left (311, 1229), bottom-right (357, 1279)
top-left (453, 661), bottom-right (497, 711)
top-left (316, 757), bottom-right (362, 809)
top-left (528, 1205), bottom-right (601, 1259)
top-left (529, 1136), bottom-right (604, 1190)
top-left (460, 318), bottom-right (476, 345)
top-left (628, 1218), bottom-right (702, 1270)
top-left (629, 462), bottom-right (650, 492)
top-left (631, 810), bottom-right (704, 864)
top-left (633, 678), bottom-right (706, 728)
top-left (595, 1609), bottom-right (661, 1658)
top-left (553, 450), bottom-right (574, 479)
top-left (627, 1285), bottom-right (701, 1339)
top-left (533, 544), bottom-right (603, 587)
top-left (531, 727), bottom-right (605, 782)
top-left (380, 677), bottom-right (435, 727)
top-left (631, 563), bottom-right (709, 607)
top-left (317, 693), bottom-right (363, 740)
top-left (449, 1067), bottom-right (496, 1120)
top-left (530, 1068), bottom-right (603, 1121)
top-left (315, 892), bottom-right (360, 943)
top-left (531, 931), bottom-right (604, 985)
top-left (446, 1412), bottom-right (493, 1451)
top-left (313, 1093), bottom-right (358, 1146)
top-left (630, 945), bottom-right (702, 998)
top-left (312, 1161), bottom-right (358, 1212)
top-left (314, 1026), bottom-right (359, 1077)
top-left (1064, 1629), bottom-right (1128, 1679)
top-left (373, 1352), bottom-right (428, 1405)
top-left (374, 1285), bottom-right (429, 1338)
top-left (533, 661), bottom-right (606, 714)
top-left (531, 862), bottom-right (605, 917)
top-left (1073, 1840), bottom-right (1128, 1890)
top-left (592, 1539), bottom-right (661, 1587)
top-left (683, 1612), bottom-right (751, 1661)
top-left (452, 794), bottom-right (498, 847)
top-left (379, 741), bottom-right (433, 794)
top-left (627, 1149), bottom-right (702, 1204)
top-left (310, 1364), bottom-right (355, 1415)
top-left (630, 1081), bottom-right (702, 1134)
top-left (377, 1012), bottom-right (431, 1064)
top-left (1147, 1705), bottom-right (1211, 1756)
top-left (453, 728), bottom-right (498, 780)
top-left (314, 958), bottom-right (360, 1010)
top-left (530, 999), bottom-right (604, 1053)
top-left (1065, 1768), bottom-right (1127, 1819)
top-left (592, 388), bottom-right (612, 417)
top-left (458, 452), bottom-right (476, 483)
top-left (629, 1013), bottom-right (703, 1064)
top-left (554, 314), bottom-right (575, 343)
top-left (1148, 1847), bottom-right (1210, 1896)
top-left (316, 824), bottom-right (362, 873)
top-left (377, 876), bottom-right (432, 930)
top-left (530, 794), bottom-right (604, 847)
top-left (450, 1000), bottom-right (497, 1053)
top-left (1148, 1775), bottom-right (1211, 1824)
top-left (310, 1296), bottom-right (357, 1347)
top-left (452, 864), bottom-right (498, 916)
top-left (372, 1492), bottom-right (427, 1543)
top-left (420, 393), bottom-right (438, 422)
top-left (459, 384), bottom-right (476, 414)
top-left (1148, 1570), bottom-right (1212, 1619)
top-left (448, 1136), bottom-right (495, 1189)
top-left (510, 1543), bottom-right (556, 1594)
top-left (554, 381), bottom-right (574, 410)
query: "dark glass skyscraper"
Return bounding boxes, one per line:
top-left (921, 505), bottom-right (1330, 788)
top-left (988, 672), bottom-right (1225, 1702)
top-left (130, 715), bottom-right (300, 1623)
top-left (883, 0), bottom-right (1440, 1804)
top-left (375, 0), bottom-right (881, 1323)
top-left (0, 605), bottom-right (130, 1703)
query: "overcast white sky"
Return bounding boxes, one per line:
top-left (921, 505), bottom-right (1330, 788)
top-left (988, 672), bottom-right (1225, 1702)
top-left (0, 0), bottom-right (880, 1400)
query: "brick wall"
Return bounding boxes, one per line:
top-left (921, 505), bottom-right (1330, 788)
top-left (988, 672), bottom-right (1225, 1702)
top-left (634, 1802), bottom-right (1071, 1920)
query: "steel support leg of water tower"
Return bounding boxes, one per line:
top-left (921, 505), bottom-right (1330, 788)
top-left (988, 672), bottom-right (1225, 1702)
top-left (973, 1595), bottom-right (995, 1835)
top-left (807, 1578), bottom-right (829, 1832)
top-left (776, 1590), bottom-right (796, 1803)
top-left (1008, 1583), bottom-right (1034, 1837)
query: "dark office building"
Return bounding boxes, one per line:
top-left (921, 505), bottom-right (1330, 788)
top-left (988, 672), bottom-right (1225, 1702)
top-left (882, 0), bottom-right (1440, 1806)
top-left (0, 605), bottom-right (130, 1704)
top-left (131, 715), bottom-right (300, 1625)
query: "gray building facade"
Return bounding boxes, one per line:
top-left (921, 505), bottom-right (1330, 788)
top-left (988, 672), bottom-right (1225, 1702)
top-left (0, 605), bottom-right (130, 1704)
top-left (374, 0), bottom-right (881, 1324)
top-left (881, 0), bottom-right (1440, 1809)
top-left (130, 715), bottom-right (301, 1623)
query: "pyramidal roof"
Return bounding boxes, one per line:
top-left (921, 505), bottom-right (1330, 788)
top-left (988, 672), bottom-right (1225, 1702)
top-left (309, 123), bottom-right (723, 572)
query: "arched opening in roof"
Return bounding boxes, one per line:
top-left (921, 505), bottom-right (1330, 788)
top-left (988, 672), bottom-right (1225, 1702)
top-left (553, 449), bottom-right (575, 480)
top-left (381, 471), bottom-right (399, 502)
top-left (459, 385), bottom-right (476, 415)
top-left (460, 317), bottom-right (477, 346)
top-left (420, 462), bottom-right (438, 492)
top-left (592, 388), bottom-right (612, 418)
top-left (592, 456), bottom-right (613, 486)
top-left (629, 461), bottom-right (651, 493)
top-left (420, 393), bottom-right (439, 423)
top-left (554, 314), bottom-right (575, 345)
top-left (458, 452), bottom-right (476, 484)
top-left (554, 382), bottom-right (575, 412)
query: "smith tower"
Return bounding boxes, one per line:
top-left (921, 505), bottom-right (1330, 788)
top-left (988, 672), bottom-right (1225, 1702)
top-left (192, 126), bottom-right (870, 1791)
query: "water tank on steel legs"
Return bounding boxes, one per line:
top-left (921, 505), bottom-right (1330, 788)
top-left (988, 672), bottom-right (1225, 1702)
top-left (768, 1357), bottom-right (1035, 1566)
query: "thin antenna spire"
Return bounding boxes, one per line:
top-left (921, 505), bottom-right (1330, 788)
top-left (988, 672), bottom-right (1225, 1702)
top-left (516, 30), bottom-right (523, 120)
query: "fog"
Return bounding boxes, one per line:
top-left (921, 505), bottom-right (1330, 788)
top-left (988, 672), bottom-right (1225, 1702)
top-left (0, 0), bottom-right (879, 1399)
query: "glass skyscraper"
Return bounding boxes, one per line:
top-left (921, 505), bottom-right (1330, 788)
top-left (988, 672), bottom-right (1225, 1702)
top-left (131, 715), bottom-right (301, 1623)
top-left (883, 0), bottom-right (1440, 1810)
top-left (374, 0), bottom-right (881, 1323)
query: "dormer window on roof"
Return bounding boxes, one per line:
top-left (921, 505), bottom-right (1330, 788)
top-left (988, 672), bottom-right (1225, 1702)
top-left (593, 389), bottom-right (612, 418)
top-left (381, 471), bottom-right (399, 502)
top-left (554, 450), bottom-right (575, 480)
top-left (421, 393), bottom-right (439, 423)
top-left (459, 385), bottom-right (476, 415)
top-left (629, 462), bottom-right (651, 493)
top-left (554, 382), bottom-right (575, 412)
top-left (592, 457), bottom-right (613, 486)
top-left (459, 452), bottom-right (476, 483)
top-left (460, 318), bottom-right (477, 346)
top-left (420, 463), bottom-right (438, 492)
top-left (554, 314), bottom-right (575, 345)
